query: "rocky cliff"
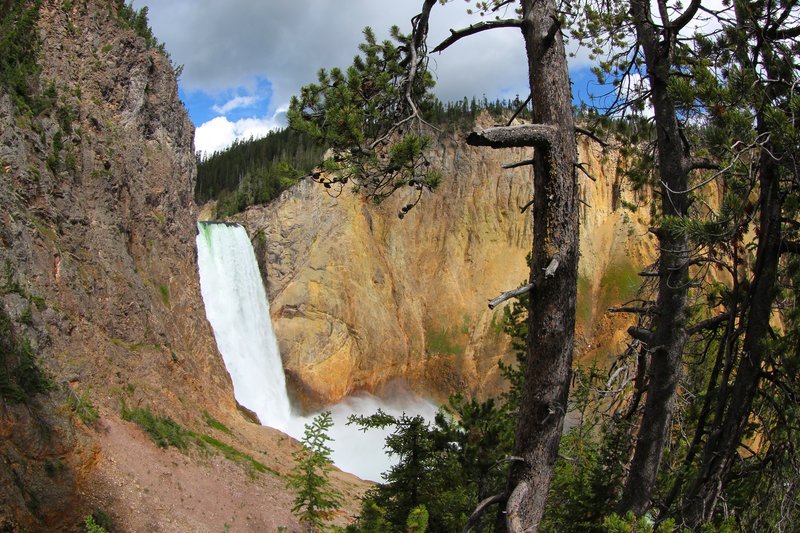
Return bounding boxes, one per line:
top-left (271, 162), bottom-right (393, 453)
top-left (237, 116), bottom-right (656, 407)
top-left (0, 2), bottom-right (367, 531)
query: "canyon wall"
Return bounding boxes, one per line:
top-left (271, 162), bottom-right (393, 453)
top-left (0, 3), bottom-right (659, 530)
top-left (0, 2), bottom-right (340, 531)
top-left (237, 117), bottom-right (656, 407)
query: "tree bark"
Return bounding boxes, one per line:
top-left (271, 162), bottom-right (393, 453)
top-left (502, 0), bottom-right (578, 531)
top-left (618, 0), bottom-right (692, 515)
top-left (466, 124), bottom-right (557, 148)
top-left (415, 2), bottom-right (576, 529)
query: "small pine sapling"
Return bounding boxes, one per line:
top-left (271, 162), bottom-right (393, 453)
top-left (287, 411), bottom-right (342, 532)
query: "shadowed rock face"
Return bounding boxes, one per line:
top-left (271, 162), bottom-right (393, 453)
top-left (237, 119), bottom-right (656, 407)
top-left (2, 2), bottom-right (383, 531)
top-left (0, 1), bottom-right (234, 529)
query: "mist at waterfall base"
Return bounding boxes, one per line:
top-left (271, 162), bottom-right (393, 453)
top-left (287, 387), bottom-right (439, 482)
top-left (196, 221), bottom-right (438, 482)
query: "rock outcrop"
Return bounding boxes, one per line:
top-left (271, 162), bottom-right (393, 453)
top-left (238, 117), bottom-right (656, 407)
top-left (1, 2), bottom-right (358, 531)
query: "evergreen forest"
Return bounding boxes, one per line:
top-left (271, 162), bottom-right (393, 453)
top-left (194, 97), bottom-right (522, 218)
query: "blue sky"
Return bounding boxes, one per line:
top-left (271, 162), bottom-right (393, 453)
top-left (134, 1), bottom-right (607, 155)
top-left (180, 76), bottom-right (274, 127)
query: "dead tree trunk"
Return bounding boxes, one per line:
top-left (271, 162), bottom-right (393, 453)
top-left (412, 1), bottom-right (577, 529)
top-left (499, 0), bottom-right (578, 530)
top-left (618, 0), bottom-right (694, 515)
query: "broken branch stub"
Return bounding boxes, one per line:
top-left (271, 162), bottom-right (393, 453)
top-left (466, 124), bottom-right (557, 149)
top-left (488, 283), bottom-right (535, 309)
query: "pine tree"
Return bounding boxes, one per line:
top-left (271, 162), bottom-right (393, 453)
top-left (567, 0), bottom-right (800, 526)
top-left (287, 412), bottom-right (342, 532)
top-left (406, 505), bottom-right (429, 533)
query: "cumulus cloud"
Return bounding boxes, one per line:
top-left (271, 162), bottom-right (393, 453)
top-left (195, 112), bottom-right (285, 157)
top-left (133, 1), bottom-right (535, 111)
top-left (211, 95), bottom-right (261, 115)
top-left (132, 1), bottom-right (611, 152)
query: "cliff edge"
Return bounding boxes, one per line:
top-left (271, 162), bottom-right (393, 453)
top-left (237, 116), bottom-right (656, 407)
top-left (0, 2), bottom-right (368, 530)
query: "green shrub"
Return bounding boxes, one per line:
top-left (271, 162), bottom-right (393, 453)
top-left (120, 403), bottom-right (190, 449)
top-left (406, 505), bottom-right (429, 533)
top-left (158, 284), bottom-right (169, 306)
top-left (120, 404), bottom-right (276, 478)
top-left (0, 1), bottom-right (42, 114)
top-left (202, 410), bottom-right (233, 435)
top-left (29, 295), bottom-right (46, 310)
top-left (84, 513), bottom-right (109, 533)
top-left (0, 307), bottom-right (52, 403)
top-left (43, 458), bottom-right (65, 477)
top-left (2, 259), bottom-right (23, 295)
top-left (18, 303), bottom-right (33, 325)
top-left (602, 512), bottom-right (675, 533)
top-left (69, 390), bottom-right (100, 426)
top-left (196, 434), bottom-right (274, 475)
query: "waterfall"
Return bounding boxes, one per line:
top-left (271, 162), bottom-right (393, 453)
top-left (196, 221), bottom-right (291, 432)
top-left (196, 220), bottom-right (439, 481)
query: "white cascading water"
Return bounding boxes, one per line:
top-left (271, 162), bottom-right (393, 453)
top-left (196, 221), bottom-right (292, 432)
top-left (196, 220), bottom-right (437, 481)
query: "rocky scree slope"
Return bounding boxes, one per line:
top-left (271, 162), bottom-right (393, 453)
top-left (0, 2), bottom-right (365, 531)
top-left (236, 115), bottom-right (656, 407)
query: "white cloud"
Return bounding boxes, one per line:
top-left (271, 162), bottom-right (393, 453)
top-left (133, 1), bottom-right (530, 112)
top-left (211, 95), bottom-right (260, 115)
top-left (195, 113), bottom-right (284, 157)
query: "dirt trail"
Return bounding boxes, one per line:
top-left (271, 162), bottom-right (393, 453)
top-left (83, 415), bottom-right (368, 532)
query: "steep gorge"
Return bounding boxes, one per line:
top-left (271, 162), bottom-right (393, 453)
top-left (235, 116), bottom-right (656, 407)
top-left (0, 2), bottom-right (368, 531)
top-left (0, 2), bottom-right (659, 530)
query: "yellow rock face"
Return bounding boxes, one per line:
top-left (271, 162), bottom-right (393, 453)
top-left (237, 124), bottom-right (656, 407)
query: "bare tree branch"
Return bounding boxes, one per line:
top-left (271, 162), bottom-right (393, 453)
top-left (404, 0), bottom-right (437, 120)
top-left (519, 198), bottom-right (534, 213)
top-left (671, 0), bottom-right (703, 32)
top-left (488, 0), bottom-right (516, 13)
top-left (506, 93), bottom-right (533, 126)
top-left (575, 126), bottom-right (609, 147)
top-left (628, 326), bottom-right (654, 344)
top-left (771, 25), bottom-right (800, 40)
top-left (466, 124), bottom-right (557, 149)
top-left (503, 158), bottom-right (536, 169)
top-left (687, 313), bottom-right (731, 335)
top-left (433, 19), bottom-right (523, 53)
top-left (461, 493), bottom-right (507, 533)
top-left (609, 305), bottom-right (658, 315)
top-left (488, 283), bottom-right (534, 309)
top-left (685, 156), bottom-right (721, 172)
top-left (575, 162), bottom-right (598, 182)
